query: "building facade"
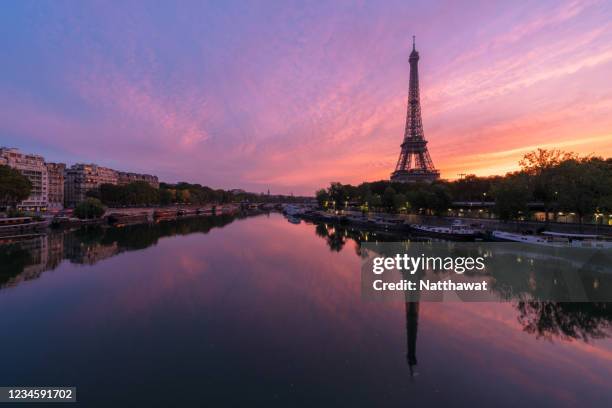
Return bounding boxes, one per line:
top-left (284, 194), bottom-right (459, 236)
top-left (0, 147), bottom-right (48, 211)
top-left (46, 162), bottom-right (66, 210)
top-left (117, 171), bottom-right (159, 189)
top-left (64, 164), bottom-right (118, 207)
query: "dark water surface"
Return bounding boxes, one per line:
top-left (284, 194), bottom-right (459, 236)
top-left (1, 213), bottom-right (611, 407)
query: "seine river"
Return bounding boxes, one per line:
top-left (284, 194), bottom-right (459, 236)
top-left (1, 212), bottom-right (611, 407)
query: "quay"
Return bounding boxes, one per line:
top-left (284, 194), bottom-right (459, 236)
top-left (0, 203), bottom-right (278, 236)
top-left (295, 207), bottom-right (612, 239)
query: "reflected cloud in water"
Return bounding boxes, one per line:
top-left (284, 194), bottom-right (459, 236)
top-left (0, 213), bottom-right (611, 406)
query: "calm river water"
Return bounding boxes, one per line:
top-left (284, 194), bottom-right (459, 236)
top-left (1, 212), bottom-right (611, 407)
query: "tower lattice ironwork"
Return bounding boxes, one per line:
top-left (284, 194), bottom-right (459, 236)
top-left (391, 37), bottom-right (440, 183)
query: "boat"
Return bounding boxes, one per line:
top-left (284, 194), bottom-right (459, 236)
top-left (493, 230), bottom-right (612, 248)
top-left (409, 219), bottom-right (479, 241)
top-left (363, 217), bottom-right (404, 230)
top-left (283, 204), bottom-right (305, 216)
top-left (319, 212), bottom-right (337, 221)
top-left (0, 233), bottom-right (46, 245)
top-left (220, 205), bottom-right (239, 215)
top-left (107, 212), bottom-right (149, 226)
top-left (178, 209), bottom-right (199, 217)
top-left (542, 231), bottom-right (612, 248)
top-left (153, 209), bottom-right (178, 220)
top-left (0, 217), bottom-right (51, 234)
top-left (197, 207), bottom-right (214, 215)
top-left (491, 231), bottom-right (556, 245)
top-left (50, 216), bottom-right (71, 227)
top-left (287, 215), bottom-right (301, 224)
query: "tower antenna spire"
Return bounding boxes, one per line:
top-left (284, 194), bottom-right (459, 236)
top-left (412, 35), bottom-right (416, 51)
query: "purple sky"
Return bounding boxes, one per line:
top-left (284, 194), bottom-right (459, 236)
top-left (2, 0), bottom-right (612, 194)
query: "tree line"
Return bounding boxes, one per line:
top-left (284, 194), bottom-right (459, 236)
top-left (87, 181), bottom-right (306, 207)
top-left (0, 165), bottom-right (307, 217)
top-left (315, 149), bottom-right (612, 223)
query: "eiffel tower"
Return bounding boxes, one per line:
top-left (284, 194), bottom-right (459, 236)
top-left (391, 37), bottom-right (440, 183)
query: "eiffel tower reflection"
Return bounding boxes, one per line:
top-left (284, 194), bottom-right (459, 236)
top-left (402, 270), bottom-right (421, 378)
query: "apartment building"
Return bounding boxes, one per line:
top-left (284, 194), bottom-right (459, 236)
top-left (64, 164), bottom-right (118, 207)
top-left (0, 147), bottom-right (48, 211)
top-left (46, 162), bottom-right (66, 210)
top-left (117, 171), bottom-right (159, 189)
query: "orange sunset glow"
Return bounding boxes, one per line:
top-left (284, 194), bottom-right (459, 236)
top-left (2, 0), bottom-right (612, 193)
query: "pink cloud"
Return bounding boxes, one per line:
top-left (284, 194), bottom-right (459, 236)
top-left (2, 0), bottom-right (612, 193)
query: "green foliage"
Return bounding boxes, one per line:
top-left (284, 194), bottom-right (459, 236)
top-left (91, 181), bottom-right (304, 207)
top-left (0, 165), bottom-right (32, 208)
top-left (159, 189), bottom-right (174, 206)
top-left (490, 174), bottom-right (530, 221)
top-left (328, 182), bottom-right (349, 208)
top-left (520, 149), bottom-right (577, 221)
top-left (428, 184), bottom-right (452, 215)
top-left (369, 194), bottom-right (382, 209)
top-left (382, 187), bottom-right (396, 211)
top-left (96, 182), bottom-right (159, 206)
top-left (553, 157), bottom-right (611, 221)
top-left (447, 174), bottom-right (498, 202)
top-left (160, 182), bottom-right (306, 205)
top-left (316, 179), bottom-right (453, 215)
top-left (315, 189), bottom-right (329, 208)
top-left (74, 198), bottom-right (106, 219)
top-left (393, 193), bottom-right (408, 212)
top-left (313, 149), bottom-right (612, 221)
top-left (177, 189), bottom-right (190, 203)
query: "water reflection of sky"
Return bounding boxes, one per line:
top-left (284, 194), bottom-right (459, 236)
top-left (0, 213), bottom-right (610, 407)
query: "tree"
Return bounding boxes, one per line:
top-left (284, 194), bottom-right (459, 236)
top-left (393, 193), bottom-right (408, 212)
top-left (369, 194), bottom-right (382, 210)
top-left (125, 181), bottom-right (159, 205)
top-left (490, 175), bottom-right (530, 221)
top-left (447, 174), bottom-right (496, 202)
top-left (554, 157), bottom-right (610, 226)
top-left (177, 189), bottom-right (191, 203)
top-left (328, 182), bottom-right (348, 209)
top-left (520, 148), bottom-right (576, 173)
top-left (356, 183), bottom-right (373, 204)
top-left (0, 165), bottom-right (32, 209)
top-left (98, 184), bottom-right (124, 205)
top-left (382, 187), bottom-right (396, 211)
top-left (315, 189), bottom-right (329, 208)
top-left (309, 150), bottom-right (610, 224)
top-left (520, 149), bottom-right (576, 223)
top-left (159, 189), bottom-right (175, 206)
top-left (74, 198), bottom-right (105, 219)
top-left (406, 189), bottom-right (428, 213)
top-left (428, 184), bottom-right (452, 215)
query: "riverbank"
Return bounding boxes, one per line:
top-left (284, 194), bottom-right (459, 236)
top-left (0, 203), bottom-right (274, 236)
top-left (298, 209), bottom-right (612, 237)
top-left (61, 203), bottom-right (247, 228)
